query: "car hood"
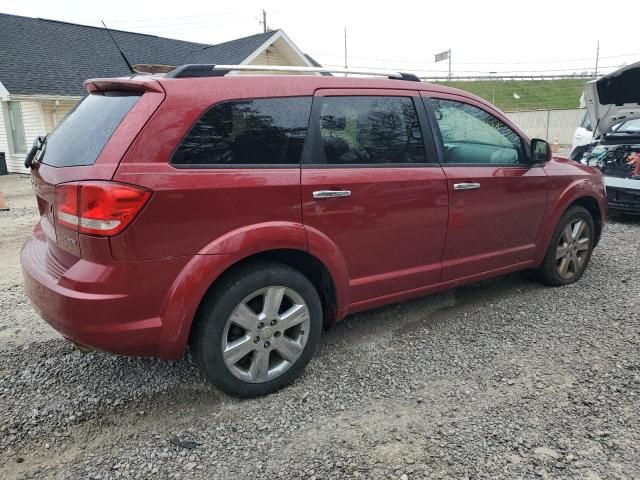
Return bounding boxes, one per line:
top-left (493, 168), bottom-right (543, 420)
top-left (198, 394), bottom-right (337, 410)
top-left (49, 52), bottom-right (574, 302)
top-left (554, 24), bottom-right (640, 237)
top-left (585, 61), bottom-right (640, 137)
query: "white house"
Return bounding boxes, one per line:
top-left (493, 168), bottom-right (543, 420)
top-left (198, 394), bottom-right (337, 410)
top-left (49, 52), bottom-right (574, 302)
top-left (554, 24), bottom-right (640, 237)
top-left (0, 13), bottom-right (323, 173)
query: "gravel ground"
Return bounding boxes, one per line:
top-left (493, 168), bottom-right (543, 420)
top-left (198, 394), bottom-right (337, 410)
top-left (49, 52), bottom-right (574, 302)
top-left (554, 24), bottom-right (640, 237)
top-left (1, 173), bottom-right (639, 479)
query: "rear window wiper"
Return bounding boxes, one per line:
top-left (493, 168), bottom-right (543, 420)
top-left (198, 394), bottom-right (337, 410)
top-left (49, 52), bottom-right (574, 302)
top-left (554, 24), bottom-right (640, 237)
top-left (24, 135), bottom-right (47, 169)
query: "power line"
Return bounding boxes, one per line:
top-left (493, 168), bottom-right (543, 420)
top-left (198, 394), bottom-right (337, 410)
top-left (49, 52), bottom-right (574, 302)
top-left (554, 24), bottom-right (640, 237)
top-left (322, 62), bottom-right (628, 75)
top-left (315, 51), bottom-right (640, 66)
top-left (108, 15), bottom-right (251, 31)
top-left (131, 19), bottom-right (254, 36)
top-left (105, 10), bottom-right (248, 24)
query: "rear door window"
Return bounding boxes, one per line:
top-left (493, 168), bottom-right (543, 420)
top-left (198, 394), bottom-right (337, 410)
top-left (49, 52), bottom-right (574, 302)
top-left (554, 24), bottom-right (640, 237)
top-left (317, 96), bottom-right (427, 165)
top-left (171, 97), bottom-right (312, 166)
top-left (41, 92), bottom-right (140, 167)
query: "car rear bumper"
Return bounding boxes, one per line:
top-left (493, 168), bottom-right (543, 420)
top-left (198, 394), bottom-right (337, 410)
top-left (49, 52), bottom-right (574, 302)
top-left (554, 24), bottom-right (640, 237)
top-left (21, 224), bottom-right (191, 358)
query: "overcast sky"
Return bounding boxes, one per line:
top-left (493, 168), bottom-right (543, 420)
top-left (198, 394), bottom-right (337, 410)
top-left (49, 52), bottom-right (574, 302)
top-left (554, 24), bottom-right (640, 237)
top-left (3, 0), bottom-right (639, 77)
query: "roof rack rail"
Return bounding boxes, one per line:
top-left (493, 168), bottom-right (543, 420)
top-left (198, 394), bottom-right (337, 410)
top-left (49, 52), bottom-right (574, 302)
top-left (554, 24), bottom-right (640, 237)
top-left (164, 64), bottom-right (422, 82)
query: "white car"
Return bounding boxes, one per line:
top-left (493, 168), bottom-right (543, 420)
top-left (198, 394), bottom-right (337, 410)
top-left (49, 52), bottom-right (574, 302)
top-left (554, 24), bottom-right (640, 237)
top-left (571, 113), bottom-right (593, 157)
top-left (580, 61), bottom-right (640, 214)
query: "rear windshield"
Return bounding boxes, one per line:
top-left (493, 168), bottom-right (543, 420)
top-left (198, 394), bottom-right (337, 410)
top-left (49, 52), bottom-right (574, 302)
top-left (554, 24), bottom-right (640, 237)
top-left (41, 92), bottom-right (140, 167)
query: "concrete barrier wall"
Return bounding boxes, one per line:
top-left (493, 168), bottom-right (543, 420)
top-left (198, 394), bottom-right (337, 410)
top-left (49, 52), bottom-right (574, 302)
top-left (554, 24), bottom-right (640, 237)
top-left (505, 109), bottom-right (585, 146)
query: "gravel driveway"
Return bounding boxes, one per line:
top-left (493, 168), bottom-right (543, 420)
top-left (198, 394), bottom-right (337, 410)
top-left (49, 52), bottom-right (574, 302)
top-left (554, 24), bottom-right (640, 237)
top-left (1, 174), bottom-right (639, 480)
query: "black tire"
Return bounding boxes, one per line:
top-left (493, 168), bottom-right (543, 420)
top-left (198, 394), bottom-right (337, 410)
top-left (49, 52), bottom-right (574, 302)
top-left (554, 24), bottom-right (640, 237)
top-left (531, 205), bottom-right (595, 286)
top-left (190, 261), bottom-right (322, 398)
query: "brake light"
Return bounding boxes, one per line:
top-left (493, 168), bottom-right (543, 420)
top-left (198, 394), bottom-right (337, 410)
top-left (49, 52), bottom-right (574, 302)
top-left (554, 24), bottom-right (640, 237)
top-left (54, 182), bottom-right (151, 236)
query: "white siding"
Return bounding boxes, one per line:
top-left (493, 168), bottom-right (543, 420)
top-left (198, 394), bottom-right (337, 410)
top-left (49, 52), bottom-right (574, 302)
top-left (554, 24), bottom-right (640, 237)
top-left (250, 47), bottom-right (289, 66)
top-left (3, 101), bottom-right (44, 173)
top-left (245, 37), bottom-right (310, 74)
top-left (21, 101), bottom-right (46, 144)
top-left (1, 102), bottom-right (28, 173)
top-left (42, 100), bottom-right (76, 132)
top-left (2, 98), bottom-right (79, 174)
top-left (0, 103), bottom-right (10, 172)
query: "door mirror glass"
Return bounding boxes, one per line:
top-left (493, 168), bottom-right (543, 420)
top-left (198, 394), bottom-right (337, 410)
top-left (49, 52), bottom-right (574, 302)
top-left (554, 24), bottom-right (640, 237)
top-left (530, 138), bottom-right (552, 162)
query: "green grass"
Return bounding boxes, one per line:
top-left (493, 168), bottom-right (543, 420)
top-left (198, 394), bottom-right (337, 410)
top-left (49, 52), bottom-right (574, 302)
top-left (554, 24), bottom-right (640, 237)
top-left (435, 79), bottom-right (588, 112)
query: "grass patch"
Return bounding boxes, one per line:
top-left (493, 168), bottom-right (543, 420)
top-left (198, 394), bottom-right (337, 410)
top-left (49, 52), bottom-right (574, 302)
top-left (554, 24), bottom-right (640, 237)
top-left (434, 79), bottom-right (589, 112)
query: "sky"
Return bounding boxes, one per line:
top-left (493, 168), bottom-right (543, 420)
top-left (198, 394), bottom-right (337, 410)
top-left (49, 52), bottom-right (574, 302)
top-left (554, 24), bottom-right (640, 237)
top-left (2, 0), bottom-right (640, 78)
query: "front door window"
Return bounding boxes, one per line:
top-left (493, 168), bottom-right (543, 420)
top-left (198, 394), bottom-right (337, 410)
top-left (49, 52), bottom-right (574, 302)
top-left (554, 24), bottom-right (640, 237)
top-left (431, 99), bottom-right (524, 165)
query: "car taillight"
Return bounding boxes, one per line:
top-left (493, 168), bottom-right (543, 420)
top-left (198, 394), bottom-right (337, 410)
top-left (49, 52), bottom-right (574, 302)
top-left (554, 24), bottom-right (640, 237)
top-left (54, 182), bottom-right (151, 236)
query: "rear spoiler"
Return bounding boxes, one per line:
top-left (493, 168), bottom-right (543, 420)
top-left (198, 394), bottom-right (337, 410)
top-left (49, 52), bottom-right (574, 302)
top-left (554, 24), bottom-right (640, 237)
top-left (84, 77), bottom-right (164, 94)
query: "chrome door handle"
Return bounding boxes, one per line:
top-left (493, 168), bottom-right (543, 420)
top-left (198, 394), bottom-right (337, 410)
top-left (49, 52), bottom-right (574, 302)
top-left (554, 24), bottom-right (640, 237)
top-left (313, 190), bottom-right (352, 199)
top-left (453, 182), bottom-right (481, 191)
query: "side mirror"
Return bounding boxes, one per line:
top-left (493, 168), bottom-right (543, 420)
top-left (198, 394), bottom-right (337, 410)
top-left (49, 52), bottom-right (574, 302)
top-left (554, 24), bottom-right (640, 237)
top-left (530, 138), bottom-right (552, 163)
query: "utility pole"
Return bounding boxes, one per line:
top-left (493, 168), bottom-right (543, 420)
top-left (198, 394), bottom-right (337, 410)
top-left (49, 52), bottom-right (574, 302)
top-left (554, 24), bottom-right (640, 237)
top-left (344, 27), bottom-right (348, 76)
top-left (594, 40), bottom-right (600, 76)
top-left (261, 9), bottom-right (267, 33)
top-left (448, 48), bottom-right (452, 80)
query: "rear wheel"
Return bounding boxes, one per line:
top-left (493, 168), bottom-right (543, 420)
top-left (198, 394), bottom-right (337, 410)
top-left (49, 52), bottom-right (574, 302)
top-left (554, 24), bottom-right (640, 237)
top-left (191, 262), bottom-right (322, 398)
top-left (532, 206), bottom-right (595, 286)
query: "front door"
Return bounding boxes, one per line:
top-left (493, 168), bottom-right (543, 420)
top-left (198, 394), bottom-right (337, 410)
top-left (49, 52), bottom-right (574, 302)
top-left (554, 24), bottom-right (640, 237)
top-left (301, 89), bottom-right (449, 308)
top-left (423, 94), bottom-right (548, 281)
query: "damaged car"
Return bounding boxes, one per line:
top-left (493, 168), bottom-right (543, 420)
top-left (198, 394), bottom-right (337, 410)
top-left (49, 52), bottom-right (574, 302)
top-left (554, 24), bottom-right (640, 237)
top-left (580, 61), bottom-right (640, 214)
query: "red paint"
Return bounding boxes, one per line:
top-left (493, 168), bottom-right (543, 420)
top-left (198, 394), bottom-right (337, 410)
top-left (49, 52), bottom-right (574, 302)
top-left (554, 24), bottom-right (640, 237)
top-left (439, 165), bottom-right (548, 280)
top-left (21, 75), bottom-right (606, 360)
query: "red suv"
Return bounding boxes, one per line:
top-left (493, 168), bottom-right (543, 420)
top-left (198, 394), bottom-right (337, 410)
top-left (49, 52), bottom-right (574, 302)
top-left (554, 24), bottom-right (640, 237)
top-left (21, 66), bottom-right (607, 397)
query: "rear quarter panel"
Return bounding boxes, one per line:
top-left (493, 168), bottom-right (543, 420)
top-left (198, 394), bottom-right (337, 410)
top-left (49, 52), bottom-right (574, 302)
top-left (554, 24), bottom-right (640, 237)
top-left (111, 77), bottom-right (321, 261)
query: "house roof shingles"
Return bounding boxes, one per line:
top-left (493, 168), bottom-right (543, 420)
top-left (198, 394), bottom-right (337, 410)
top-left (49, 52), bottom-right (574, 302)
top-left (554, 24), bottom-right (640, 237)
top-left (0, 13), bottom-right (276, 96)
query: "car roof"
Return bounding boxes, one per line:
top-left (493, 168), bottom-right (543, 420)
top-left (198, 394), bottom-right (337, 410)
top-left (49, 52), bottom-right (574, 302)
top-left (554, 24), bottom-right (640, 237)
top-left (156, 73), bottom-right (461, 94)
top-left (155, 74), bottom-right (498, 112)
top-left (84, 73), bottom-right (511, 126)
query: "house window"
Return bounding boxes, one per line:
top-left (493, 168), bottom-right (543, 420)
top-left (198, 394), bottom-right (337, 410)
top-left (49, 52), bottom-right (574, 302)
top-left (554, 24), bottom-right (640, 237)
top-left (7, 102), bottom-right (27, 154)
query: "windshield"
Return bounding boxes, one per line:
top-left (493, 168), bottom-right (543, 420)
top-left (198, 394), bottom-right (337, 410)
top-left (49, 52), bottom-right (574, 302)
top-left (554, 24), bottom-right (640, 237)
top-left (40, 92), bottom-right (140, 167)
top-left (611, 119), bottom-right (640, 134)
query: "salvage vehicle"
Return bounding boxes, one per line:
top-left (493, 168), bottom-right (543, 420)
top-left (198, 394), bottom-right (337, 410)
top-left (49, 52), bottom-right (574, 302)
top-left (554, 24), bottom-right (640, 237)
top-left (580, 62), bottom-right (640, 214)
top-left (21, 65), bottom-right (606, 397)
top-left (570, 112), bottom-right (593, 159)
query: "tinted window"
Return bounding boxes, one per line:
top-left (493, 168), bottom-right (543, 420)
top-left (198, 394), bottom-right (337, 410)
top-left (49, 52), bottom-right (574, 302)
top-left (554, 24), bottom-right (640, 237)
top-left (432, 99), bottom-right (524, 165)
top-left (172, 97), bottom-right (312, 166)
top-left (319, 96), bottom-right (426, 164)
top-left (41, 92), bottom-right (139, 167)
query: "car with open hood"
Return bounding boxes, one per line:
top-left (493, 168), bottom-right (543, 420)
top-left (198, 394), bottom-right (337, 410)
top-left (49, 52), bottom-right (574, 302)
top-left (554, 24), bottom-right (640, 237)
top-left (581, 61), bottom-right (640, 214)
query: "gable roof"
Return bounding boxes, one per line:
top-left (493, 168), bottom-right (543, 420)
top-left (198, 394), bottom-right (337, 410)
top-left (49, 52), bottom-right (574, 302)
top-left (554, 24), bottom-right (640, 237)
top-left (187, 31), bottom-right (278, 65)
top-left (0, 13), bottom-right (286, 97)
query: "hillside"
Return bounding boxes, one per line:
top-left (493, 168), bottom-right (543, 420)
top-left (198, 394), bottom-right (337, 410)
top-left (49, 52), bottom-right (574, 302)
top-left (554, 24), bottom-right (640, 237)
top-left (435, 79), bottom-right (588, 112)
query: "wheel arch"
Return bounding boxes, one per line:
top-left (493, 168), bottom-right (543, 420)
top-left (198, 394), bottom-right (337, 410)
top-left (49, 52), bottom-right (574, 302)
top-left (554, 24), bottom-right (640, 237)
top-left (571, 196), bottom-right (604, 246)
top-left (534, 184), bottom-right (606, 265)
top-left (157, 246), bottom-right (346, 360)
top-left (196, 248), bottom-right (340, 327)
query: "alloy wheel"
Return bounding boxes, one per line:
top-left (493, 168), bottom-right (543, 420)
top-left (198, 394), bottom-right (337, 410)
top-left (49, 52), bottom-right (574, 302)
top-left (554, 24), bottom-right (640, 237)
top-left (221, 286), bottom-right (310, 383)
top-left (555, 219), bottom-right (591, 280)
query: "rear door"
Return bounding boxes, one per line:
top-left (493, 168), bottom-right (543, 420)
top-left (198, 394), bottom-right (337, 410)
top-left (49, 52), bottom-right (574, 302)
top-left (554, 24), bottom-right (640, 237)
top-left (301, 89), bottom-right (449, 307)
top-left (422, 94), bottom-right (548, 281)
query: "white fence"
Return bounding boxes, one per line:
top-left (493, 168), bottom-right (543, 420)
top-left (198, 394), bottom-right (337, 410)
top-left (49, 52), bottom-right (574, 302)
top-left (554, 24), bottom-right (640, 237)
top-left (505, 108), bottom-right (584, 146)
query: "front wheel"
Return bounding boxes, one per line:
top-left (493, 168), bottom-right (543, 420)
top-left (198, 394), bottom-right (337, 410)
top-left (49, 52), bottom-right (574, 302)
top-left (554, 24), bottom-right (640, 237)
top-left (531, 206), bottom-right (595, 286)
top-left (191, 261), bottom-right (322, 398)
